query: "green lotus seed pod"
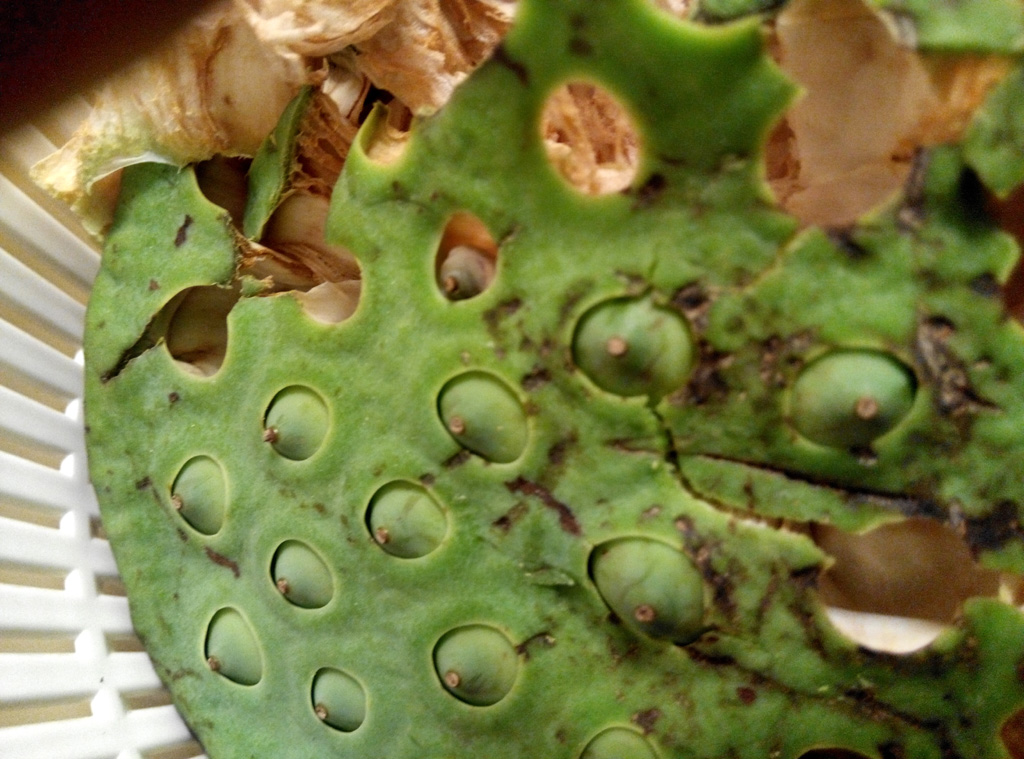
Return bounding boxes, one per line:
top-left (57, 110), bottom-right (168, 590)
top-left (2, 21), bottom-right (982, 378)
top-left (790, 350), bottom-right (916, 449)
top-left (170, 455), bottom-right (226, 535)
top-left (271, 540), bottom-right (334, 608)
top-left (311, 667), bottom-right (367, 732)
top-left (572, 297), bottom-right (694, 400)
top-left (590, 538), bottom-right (705, 645)
top-left (263, 385), bottom-right (330, 461)
top-left (204, 608), bottom-right (263, 686)
top-left (580, 728), bottom-right (659, 759)
top-left (367, 481), bottom-right (448, 559)
top-left (433, 625), bottom-right (518, 706)
top-left (437, 372), bottom-right (528, 463)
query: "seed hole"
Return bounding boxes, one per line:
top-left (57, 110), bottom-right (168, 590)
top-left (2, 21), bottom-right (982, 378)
top-left (435, 212), bottom-right (498, 301)
top-left (589, 537), bottom-right (705, 645)
top-left (362, 100), bottom-right (413, 165)
top-left (434, 625), bottom-right (518, 706)
top-left (311, 667), bottom-right (366, 732)
top-left (580, 727), bottom-right (659, 759)
top-left (204, 608), bottom-right (262, 685)
top-left (572, 296), bottom-right (695, 401)
top-left (270, 540), bottom-right (334, 608)
top-left (437, 371), bottom-right (528, 463)
top-left (366, 481), bottom-right (448, 559)
top-left (159, 285), bottom-right (240, 377)
top-left (264, 385), bottom-right (330, 461)
top-left (541, 81), bottom-right (641, 195)
top-left (196, 156), bottom-right (251, 228)
top-left (170, 455), bottom-right (227, 535)
top-left (814, 518), bottom-right (1007, 652)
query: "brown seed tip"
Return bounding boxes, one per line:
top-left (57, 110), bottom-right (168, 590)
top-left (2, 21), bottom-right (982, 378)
top-left (171, 494), bottom-right (184, 511)
top-left (375, 527), bottom-right (391, 544)
top-left (207, 656), bottom-right (221, 672)
top-left (634, 604), bottom-right (657, 623)
top-left (276, 578), bottom-right (290, 595)
top-left (263, 426), bottom-right (279, 444)
top-left (855, 396), bottom-right (880, 420)
top-left (444, 670), bottom-right (462, 688)
top-left (443, 275), bottom-right (460, 295)
top-left (606, 336), bottom-right (629, 357)
top-left (315, 703), bottom-right (329, 721)
top-left (448, 415), bottom-right (466, 435)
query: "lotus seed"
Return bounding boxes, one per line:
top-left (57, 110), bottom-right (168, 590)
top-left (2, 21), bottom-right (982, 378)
top-left (264, 385), bottom-right (330, 460)
top-left (170, 455), bottom-right (227, 535)
top-left (790, 350), bottom-right (916, 449)
top-left (438, 245), bottom-right (495, 300)
top-left (572, 297), bottom-right (694, 400)
top-left (311, 668), bottom-right (367, 732)
top-left (580, 728), bottom-right (659, 759)
top-left (367, 481), bottom-right (448, 559)
top-left (590, 538), bottom-right (705, 644)
top-left (437, 372), bottom-right (528, 463)
top-left (433, 625), bottom-right (518, 706)
top-left (271, 540), bottom-right (334, 608)
top-left (204, 608), bottom-right (263, 685)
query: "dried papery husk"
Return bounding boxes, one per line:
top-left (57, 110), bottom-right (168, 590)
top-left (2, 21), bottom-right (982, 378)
top-left (768, 0), bottom-right (1011, 227)
top-left (541, 82), bottom-right (641, 196)
top-left (291, 89), bottom-right (362, 196)
top-left (235, 0), bottom-right (401, 55)
top-left (32, 2), bottom-right (314, 239)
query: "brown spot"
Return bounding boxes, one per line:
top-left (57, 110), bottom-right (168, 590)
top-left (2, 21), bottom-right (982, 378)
top-left (634, 604), bottom-right (657, 623)
top-left (148, 279), bottom-right (160, 291)
top-left (443, 450), bottom-right (471, 469)
top-left (493, 502), bottom-right (528, 533)
top-left (420, 473), bottom-right (436, 487)
top-left (262, 427), bottom-right (279, 444)
top-left (515, 632), bottom-right (556, 659)
top-left (641, 505), bottom-right (662, 520)
top-left (547, 435), bottom-right (576, 466)
top-left (855, 396), bottom-right (880, 420)
top-left (168, 391), bottom-right (180, 404)
top-left (444, 670), bottom-right (462, 688)
top-left (632, 173), bottom-right (667, 209)
top-left (135, 476), bottom-right (152, 490)
top-left (569, 37), bottom-right (593, 56)
top-left (737, 686), bottom-right (757, 705)
top-left (448, 416), bottom-right (466, 435)
top-left (631, 708), bottom-right (661, 735)
top-left (606, 336), bottom-right (628, 356)
top-left (204, 547), bottom-right (240, 578)
top-left (174, 215), bottom-right (193, 247)
top-left (522, 366), bottom-right (552, 391)
top-left (505, 477), bottom-right (581, 535)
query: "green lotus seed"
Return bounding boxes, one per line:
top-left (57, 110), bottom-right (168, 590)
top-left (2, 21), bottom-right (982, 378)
top-left (170, 455), bottom-right (226, 535)
top-left (590, 538), bottom-right (705, 645)
top-left (580, 728), bottom-right (659, 759)
top-left (790, 350), bottom-right (917, 449)
top-left (204, 608), bottom-right (262, 685)
top-left (367, 481), bottom-right (448, 558)
top-left (433, 625), bottom-right (519, 706)
top-left (437, 372), bottom-right (528, 463)
top-left (271, 540), bottom-right (334, 608)
top-left (311, 668), bottom-right (367, 732)
top-left (572, 297), bottom-right (694, 400)
top-left (263, 385), bottom-right (330, 461)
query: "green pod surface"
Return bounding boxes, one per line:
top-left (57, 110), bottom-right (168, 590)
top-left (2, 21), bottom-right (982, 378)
top-left (311, 668), bottom-right (367, 732)
top-left (437, 372), bottom-right (528, 463)
top-left (572, 297), bottom-right (694, 400)
top-left (204, 608), bottom-right (263, 686)
top-left (170, 455), bottom-right (227, 535)
top-left (271, 540), bottom-right (334, 609)
top-left (590, 538), bottom-right (705, 645)
top-left (433, 625), bottom-right (519, 707)
top-left (580, 728), bottom-right (659, 759)
top-left (789, 350), bottom-right (917, 449)
top-left (367, 481), bottom-right (448, 558)
top-left (264, 385), bottom-right (330, 460)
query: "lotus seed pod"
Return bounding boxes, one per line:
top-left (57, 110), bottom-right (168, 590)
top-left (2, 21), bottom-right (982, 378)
top-left (367, 481), bottom-right (447, 558)
top-left (204, 608), bottom-right (263, 686)
top-left (580, 728), bottom-right (659, 759)
top-left (170, 455), bottom-right (226, 535)
top-left (433, 625), bottom-right (518, 706)
top-left (790, 350), bottom-right (916, 449)
top-left (311, 668), bottom-right (367, 732)
top-left (590, 538), bottom-right (705, 645)
top-left (437, 372), bottom-right (528, 463)
top-left (263, 385), bottom-right (330, 461)
top-left (572, 297), bottom-right (694, 400)
top-left (438, 245), bottom-right (495, 300)
top-left (271, 540), bottom-right (334, 608)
